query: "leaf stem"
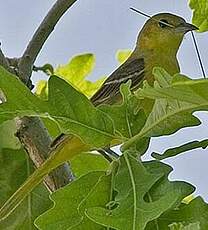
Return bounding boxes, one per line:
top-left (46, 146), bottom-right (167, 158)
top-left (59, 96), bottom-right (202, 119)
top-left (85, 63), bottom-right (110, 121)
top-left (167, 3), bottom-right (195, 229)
top-left (124, 153), bottom-right (137, 230)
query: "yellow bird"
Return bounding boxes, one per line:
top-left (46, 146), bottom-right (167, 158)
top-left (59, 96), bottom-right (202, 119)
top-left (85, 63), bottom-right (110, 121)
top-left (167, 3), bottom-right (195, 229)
top-left (91, 12), bottom-right (198, 106)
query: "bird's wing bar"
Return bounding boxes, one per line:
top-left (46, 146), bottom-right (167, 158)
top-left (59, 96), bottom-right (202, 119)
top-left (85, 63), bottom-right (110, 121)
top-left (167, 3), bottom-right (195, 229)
top-left (90, 58), bottom-right (145, 106)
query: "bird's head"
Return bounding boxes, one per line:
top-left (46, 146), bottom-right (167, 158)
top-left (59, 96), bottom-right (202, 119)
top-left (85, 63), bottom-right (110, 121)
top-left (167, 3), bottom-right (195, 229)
top-left (137, 13), bottom-right (198, 55)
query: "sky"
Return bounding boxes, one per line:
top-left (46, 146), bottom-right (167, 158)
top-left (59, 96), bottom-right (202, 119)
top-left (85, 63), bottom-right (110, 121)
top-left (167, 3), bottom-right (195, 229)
top-left (1, 1), bottom-right (208, 200)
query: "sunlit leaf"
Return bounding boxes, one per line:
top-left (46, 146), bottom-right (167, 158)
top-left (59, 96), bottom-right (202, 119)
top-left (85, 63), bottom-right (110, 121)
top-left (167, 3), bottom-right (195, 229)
top-left (55, 53), bottom-right (105, 97)
top-left (182, 194), bottom-right (195, 204)
top-left (116, 49), bottom-right (132, 64)
top-left (35, 80), bottom-right (48, 100)
top-left (0, 135), bottom-right (90, 223)
top-left (189, 0), bottom-right (208, 32)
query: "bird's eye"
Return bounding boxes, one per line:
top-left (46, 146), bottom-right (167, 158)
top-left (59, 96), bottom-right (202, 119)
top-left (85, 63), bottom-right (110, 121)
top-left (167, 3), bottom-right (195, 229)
top-left (158, 19), bottom-right (169, 28)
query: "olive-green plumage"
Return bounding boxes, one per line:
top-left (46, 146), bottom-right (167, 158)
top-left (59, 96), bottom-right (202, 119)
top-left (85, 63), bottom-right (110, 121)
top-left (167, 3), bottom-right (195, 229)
top-left (91, 13), bottom-right (198, 106)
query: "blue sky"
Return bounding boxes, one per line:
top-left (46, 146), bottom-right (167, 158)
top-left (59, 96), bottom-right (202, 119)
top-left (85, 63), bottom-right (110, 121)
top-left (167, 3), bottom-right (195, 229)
top-left (1, 1), bottom-right (208, 200)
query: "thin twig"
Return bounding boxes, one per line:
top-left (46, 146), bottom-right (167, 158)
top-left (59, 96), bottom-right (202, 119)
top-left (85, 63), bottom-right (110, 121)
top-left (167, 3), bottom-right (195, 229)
top-left (191, 31), bottom-right (206, 78)
top-left (18, 0), bottom-right (78, 85)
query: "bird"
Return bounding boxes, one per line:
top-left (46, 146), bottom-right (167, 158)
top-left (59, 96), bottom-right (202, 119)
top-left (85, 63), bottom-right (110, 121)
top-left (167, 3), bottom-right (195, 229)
top-left (91, 12), bottom-right (198, 106)
top-left (52, 13), bottom-right (198, 157)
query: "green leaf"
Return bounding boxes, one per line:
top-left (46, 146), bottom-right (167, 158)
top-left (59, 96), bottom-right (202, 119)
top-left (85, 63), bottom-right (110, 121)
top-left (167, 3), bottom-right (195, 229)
top-left (146, 197), bottom-right (208, 229)
top-left (152, 139), bottom-right (208, 160)
top-left (122, 68), bottom-right (208, 150)
top-left (41, 118), bottom-right (60, 138)
top-left (73, 172), bottom-right (112, 230)
top-left (86, 153), bottom-right (194, 230)
top-left (0, 67), bottom-right (118, 148)
top-left (99, 82), bottom-right (147, 139)
top-left (35, 54), bottom-right (106, 102)
top-left (100, 82), bottom-right (149, 155)
top-left (55, 53), bottom-right (95, 82)
top-left (35, 80), bottom-right (48, 100)
top-left (168, 222), bottom-right (200, 230)
top-left (55, 53), bottom-right (105, 98)
top-left (0, 120), bottom-right (21, 150)
top-left (47, 76), bottom-right (117, 147)
top-left (70, 152), bottom-right (109, 177)
top-left (189, 0), bottom-right (208, 32)
top-left (116, 49), bottom-right (132, 64)
top-left (0, 149), bottom-right (51, 229)
top-left (0, 71), bottom-right (46, 123)
top-left (35, 171), bottom-right (111, 230)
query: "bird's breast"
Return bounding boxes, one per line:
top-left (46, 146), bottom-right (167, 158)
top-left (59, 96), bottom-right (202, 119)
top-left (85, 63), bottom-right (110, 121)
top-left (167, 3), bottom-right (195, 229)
top-left (144, 52), bottom-right (180, 84)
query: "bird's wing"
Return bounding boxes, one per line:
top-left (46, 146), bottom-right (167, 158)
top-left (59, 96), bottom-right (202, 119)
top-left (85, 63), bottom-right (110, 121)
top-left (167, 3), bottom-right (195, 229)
top-left (90, 58), bottom-right (145, 106)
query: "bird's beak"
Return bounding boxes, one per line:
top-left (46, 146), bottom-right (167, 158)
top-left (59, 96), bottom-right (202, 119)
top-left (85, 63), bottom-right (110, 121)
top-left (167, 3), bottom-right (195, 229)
top-left (175, 22), bottom-right (199, 33)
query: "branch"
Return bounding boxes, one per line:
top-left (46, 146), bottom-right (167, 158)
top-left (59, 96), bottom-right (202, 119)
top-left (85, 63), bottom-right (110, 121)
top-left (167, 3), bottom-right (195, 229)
top-left (18, 0), bottom-right (78, 85)
top-left (15, 0), bottom-right (78, 191)
top-left (0, 0), bottom-right (78, 191)
top-left (16, 117), bottom-right (74, 192)
top-left (0, 47), bottom-right (13, 73)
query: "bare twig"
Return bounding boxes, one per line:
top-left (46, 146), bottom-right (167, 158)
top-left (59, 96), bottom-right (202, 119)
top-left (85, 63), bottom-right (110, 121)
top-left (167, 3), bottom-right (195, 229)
top-left (18, 0), bottom-right (78, 85)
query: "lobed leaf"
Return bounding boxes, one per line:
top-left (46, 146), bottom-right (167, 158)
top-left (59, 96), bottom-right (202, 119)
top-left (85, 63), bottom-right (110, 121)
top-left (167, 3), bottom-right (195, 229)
top-left (55, 53), bottom-right (105, 98)
top-left (0, 67), bottom-right (118, 148)
top-left (35, 171), bottom-right (111, 230)
top-left (122, 68), bottom-right (208, 150)
top-left (99, 82), bottom-right (147, 139)
top-left (146, 197), bottom-right (208, 229)
top-left (100, 82), bottom-right (150, 155)
top-left (86, 153), bottom-right (194, 230)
